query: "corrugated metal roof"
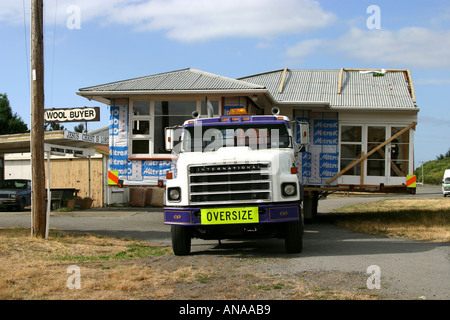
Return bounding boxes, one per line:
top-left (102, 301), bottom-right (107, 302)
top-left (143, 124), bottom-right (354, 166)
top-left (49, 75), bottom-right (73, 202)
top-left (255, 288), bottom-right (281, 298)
top-left (239, 69), bottom-right (416, 109)
top-left (79, 68), bottom-right (265, 92)
top-left (79, 68), bottom-right (417, 110)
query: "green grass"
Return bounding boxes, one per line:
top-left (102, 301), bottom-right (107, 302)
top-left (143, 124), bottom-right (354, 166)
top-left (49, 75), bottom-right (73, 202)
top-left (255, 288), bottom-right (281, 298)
top-left (415, 156), bottom-right (450, 185)
top-left (54, 244), bottom-right (168, 262)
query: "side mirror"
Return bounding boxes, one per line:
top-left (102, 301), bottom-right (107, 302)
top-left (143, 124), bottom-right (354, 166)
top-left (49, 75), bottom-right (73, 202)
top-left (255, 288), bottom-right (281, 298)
top-left (165, 127), bottom-right (175, 151)
top-left (298, 121), bottom-right (309, 146)
top-left (165, 126), bottom-right (183, 154)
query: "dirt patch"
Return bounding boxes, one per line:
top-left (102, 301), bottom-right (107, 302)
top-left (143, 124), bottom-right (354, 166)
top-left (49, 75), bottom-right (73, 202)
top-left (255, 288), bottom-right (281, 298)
top-left (0, 228), bottom-right (392, 300)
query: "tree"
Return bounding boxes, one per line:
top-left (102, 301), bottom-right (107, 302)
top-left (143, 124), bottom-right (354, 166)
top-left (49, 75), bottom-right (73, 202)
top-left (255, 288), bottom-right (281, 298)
top-left (74, 123), bottom-right (85, 133)
top-left (45, 122), bottom-right (65, 131)
top-left (436, 148), bottom-right (450, 160)
top-left (0, 93), bottom-right (28, 134)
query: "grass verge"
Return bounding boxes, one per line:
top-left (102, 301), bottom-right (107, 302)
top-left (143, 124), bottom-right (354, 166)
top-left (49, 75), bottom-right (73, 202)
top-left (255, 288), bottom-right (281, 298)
top-left (331, 198), bottom-right (450, 242)
top-left (0, 227), bottom-right (381, 300)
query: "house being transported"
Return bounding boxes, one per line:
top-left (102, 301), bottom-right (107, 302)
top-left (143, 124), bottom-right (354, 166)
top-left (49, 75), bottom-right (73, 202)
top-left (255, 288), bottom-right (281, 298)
top-left (77, 67), bottom-right (419, 206)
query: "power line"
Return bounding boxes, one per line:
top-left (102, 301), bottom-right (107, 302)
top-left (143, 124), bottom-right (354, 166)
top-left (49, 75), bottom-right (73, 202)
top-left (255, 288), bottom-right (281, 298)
top-left (22, 0), bottom-right (30, 94)
top-left (49, 0), bottom-right (58, 109)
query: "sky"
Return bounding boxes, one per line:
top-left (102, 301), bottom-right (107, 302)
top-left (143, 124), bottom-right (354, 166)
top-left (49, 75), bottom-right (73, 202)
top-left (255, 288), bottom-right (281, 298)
top-left (0, 0), bottom-right (449, 167)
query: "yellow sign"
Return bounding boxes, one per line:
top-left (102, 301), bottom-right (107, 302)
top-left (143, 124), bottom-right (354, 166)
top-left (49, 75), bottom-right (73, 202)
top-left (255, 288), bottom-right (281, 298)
top-left (108, 170), bottom-right (119, 185)
top-left (406, 175), bottom-right (416, 188)
top-left (201, 207), bottom-right (259, 225)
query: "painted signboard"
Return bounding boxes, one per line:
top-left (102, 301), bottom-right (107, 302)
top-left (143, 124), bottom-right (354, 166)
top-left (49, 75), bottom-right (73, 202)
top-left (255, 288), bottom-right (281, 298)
top-left (44, 107), bottom-right (100, 123)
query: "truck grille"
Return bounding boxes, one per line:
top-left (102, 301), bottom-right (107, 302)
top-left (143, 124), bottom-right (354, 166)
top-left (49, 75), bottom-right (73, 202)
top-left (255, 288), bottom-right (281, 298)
top-left (188, 162), bottom-right (271, 204)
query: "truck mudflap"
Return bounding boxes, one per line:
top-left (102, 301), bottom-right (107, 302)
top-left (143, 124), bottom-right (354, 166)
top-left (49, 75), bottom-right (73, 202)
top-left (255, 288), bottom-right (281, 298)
top-left (164, 202), bottom-right (300, 226)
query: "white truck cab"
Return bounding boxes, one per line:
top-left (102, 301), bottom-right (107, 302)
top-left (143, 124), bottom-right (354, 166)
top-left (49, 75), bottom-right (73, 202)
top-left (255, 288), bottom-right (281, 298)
top-left (164, 108), bottom-right (308, 255)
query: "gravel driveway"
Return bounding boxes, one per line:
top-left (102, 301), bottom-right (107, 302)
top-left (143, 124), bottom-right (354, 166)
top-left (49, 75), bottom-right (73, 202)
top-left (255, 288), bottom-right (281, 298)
top-left (1, 186), bottom-right (448, 300)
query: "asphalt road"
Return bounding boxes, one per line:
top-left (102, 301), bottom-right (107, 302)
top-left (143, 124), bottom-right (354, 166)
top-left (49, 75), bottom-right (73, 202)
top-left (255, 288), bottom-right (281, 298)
top-left (1, 185), bottom-right (449, 300)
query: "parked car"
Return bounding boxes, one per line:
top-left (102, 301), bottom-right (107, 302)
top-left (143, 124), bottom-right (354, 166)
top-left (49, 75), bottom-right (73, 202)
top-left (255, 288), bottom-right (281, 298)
top-left (443, 169), bottom-right (450, 197)
top-left (0, 179), bottom-right (32, 211)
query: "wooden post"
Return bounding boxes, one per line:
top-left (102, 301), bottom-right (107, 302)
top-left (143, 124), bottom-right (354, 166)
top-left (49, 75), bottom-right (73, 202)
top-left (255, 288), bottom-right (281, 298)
top-left (327, 122), bottom-right (417, 184)
top-left (30, 0), bottom-right (46, 238)
top-left (337, 68), bottom-right (344, 94)
top-left (360, 152), bottom-right (365, 185)
top-left (278, 68), bottom-right (288, 94)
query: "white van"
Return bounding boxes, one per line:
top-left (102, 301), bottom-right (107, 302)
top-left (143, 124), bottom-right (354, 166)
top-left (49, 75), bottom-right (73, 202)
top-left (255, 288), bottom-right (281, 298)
top-left (443, 169), bottom-right (450, 197)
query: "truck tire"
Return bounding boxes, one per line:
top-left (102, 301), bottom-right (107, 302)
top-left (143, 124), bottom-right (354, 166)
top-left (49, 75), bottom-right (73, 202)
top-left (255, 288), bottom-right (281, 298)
top-left (17, 198), bottom-right (26, 212)
top-left (285, 220), bottom-right (303, 254)
top-left (304, 192), bottom-right (319, 224)
top-left (171, 225), bottom-right (191, 256)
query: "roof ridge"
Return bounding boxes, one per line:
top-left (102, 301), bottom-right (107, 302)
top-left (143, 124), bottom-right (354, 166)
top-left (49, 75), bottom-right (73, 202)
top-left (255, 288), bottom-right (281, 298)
top-left (238, 68), bottom-right (342, 80)
top-left (188, 68), bottom-right (266, 89)
top-left (79, 68), bottom-right (194, 91)
top-left (79, 67), bottom-right (266, 92)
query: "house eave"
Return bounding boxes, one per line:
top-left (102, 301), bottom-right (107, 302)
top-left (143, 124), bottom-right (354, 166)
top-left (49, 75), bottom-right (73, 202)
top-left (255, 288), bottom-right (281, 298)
top-left (76, 88), bottom-right (269, 105)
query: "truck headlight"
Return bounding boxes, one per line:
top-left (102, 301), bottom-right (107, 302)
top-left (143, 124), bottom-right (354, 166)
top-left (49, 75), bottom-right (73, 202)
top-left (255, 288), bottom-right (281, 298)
top-left (168, 187), bottom-right (181, 201)
top-left (281, 183), bottom-right (297, 197)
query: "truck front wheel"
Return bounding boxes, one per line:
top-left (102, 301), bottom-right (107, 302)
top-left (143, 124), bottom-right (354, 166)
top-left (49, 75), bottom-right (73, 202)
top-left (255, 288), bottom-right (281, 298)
top-left (171, 225), bottom-right (192, 256)
top-left (285, 221), bottom-right (303, 254)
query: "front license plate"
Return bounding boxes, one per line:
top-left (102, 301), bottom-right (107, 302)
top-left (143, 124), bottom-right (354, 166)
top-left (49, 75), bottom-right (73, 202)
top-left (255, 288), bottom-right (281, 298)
top-left (201, 207), bottom-right (259, 225)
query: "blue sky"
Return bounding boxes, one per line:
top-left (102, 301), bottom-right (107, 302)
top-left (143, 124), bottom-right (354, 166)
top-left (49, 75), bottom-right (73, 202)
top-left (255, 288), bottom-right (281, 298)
top-left (1, 0), bottom-right (449, 166)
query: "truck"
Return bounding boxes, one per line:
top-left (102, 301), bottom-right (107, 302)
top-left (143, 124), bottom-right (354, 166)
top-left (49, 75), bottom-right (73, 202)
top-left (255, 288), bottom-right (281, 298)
top-left (0, 179), bottom-right (32, 211)
top-left (163, 107), bottom-right (308, 255)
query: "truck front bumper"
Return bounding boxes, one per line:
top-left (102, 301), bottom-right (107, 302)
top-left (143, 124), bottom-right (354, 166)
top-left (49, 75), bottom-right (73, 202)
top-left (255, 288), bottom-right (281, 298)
top-left (0, 199), bottom-right (19, 208)
top-left (164, 202), bottom-right (300, 226)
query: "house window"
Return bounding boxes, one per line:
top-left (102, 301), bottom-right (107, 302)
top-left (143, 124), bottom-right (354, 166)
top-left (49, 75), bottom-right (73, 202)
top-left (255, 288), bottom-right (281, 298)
top-left (390, 126), bottom-right (409, 177)
top-left (340, 125), bottom-right (362, 175)
top-left (154, 101), bottom-right (197, 154)
top-left (367, 126), bottom-right (386, 176)
top-left (131, 101), bottom-right (151, 156)
top-left (129, 100), bottom-right (220, 157)
top-left (201, 100), bottom-right (219, 116)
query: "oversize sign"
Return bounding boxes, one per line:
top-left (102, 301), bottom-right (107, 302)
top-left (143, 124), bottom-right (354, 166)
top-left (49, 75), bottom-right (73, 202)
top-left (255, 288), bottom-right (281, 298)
top-left (44, 107), bottom-right (100, 123)
top-left (200, 207), bottom-right (259, 225)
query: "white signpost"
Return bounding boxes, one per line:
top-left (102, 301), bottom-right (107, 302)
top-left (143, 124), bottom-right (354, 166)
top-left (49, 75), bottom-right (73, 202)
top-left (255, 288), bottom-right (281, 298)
top-left (43, 144), bottom-right (96, 238)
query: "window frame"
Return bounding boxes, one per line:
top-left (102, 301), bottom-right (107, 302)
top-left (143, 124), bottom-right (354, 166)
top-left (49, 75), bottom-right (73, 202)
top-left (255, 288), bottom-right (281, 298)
top-left (338, 122), bottom-right (413, 184)
top-left (128, 98), bottom-right (221, 159)
top-left (129, 100), bottom-right (152, 159)
top-left (339, 125), bottom-right (363, 176)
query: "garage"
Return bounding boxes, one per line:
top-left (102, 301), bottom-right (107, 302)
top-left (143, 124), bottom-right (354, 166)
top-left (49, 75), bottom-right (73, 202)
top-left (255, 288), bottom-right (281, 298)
top-left (0, 129), bottom-right (109, 208)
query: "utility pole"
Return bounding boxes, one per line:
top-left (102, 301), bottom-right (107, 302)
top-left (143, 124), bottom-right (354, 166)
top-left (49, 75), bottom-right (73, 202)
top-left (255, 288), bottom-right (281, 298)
top-left (420, 161), bottom-right (425, 185)
top-left (30, 0), bottom-right (46, 238)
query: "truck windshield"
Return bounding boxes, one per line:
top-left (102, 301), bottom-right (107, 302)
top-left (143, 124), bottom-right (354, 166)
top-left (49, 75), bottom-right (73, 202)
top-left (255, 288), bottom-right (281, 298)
top-left (181, 124), bottom-right (291, 152)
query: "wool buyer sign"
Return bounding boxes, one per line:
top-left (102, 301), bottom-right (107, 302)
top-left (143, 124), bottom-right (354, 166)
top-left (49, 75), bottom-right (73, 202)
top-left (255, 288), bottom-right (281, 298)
top-left (44, 107), bottom-right (100, 123)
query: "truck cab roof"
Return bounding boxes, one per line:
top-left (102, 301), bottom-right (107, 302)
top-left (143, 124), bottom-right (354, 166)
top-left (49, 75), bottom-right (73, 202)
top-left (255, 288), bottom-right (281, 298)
top-left (183, 115), bottom-right (291, 128)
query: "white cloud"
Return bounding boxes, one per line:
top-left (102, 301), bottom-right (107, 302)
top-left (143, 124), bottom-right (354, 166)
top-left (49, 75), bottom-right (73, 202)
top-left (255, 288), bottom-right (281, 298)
top-left (112, 0), bottom-right (336, 42)
top-left (334, 27), bottom-right (450, 68)
top-left (2, 0), bottom-right (336, 43)
top-left (285, 39), bottom-right (325, 58)
top-left (284, 27), bottom-right (450, 69)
